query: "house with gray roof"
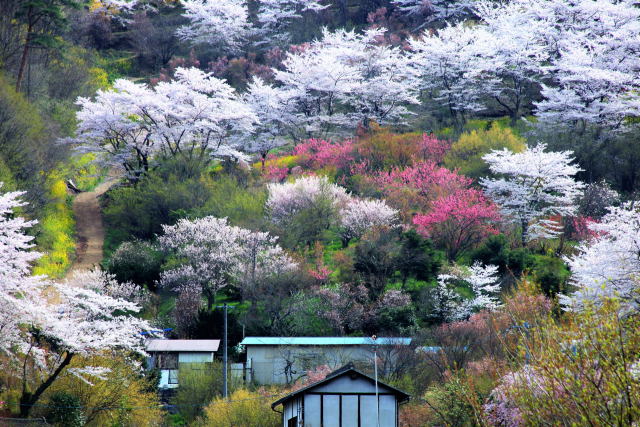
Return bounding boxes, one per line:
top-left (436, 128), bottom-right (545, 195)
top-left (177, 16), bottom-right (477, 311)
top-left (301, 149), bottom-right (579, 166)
top-left (271, 363), bottom-right (410, 427)
top-left (239, 337), bottom-right (412, 385)
top-left (146, 339), bottom-right (220, 389)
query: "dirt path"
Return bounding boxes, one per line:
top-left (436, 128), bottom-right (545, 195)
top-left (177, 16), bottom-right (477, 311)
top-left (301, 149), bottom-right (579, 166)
top-left (68, 174), bottom-right (118, 274)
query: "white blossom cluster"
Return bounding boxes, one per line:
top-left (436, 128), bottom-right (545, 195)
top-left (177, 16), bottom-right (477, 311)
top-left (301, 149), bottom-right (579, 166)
top-left (561, 203), bottom-right (640, 311)
top-left (481, 143), bottom-right (584, 243)
top-left (74, 67), bottom-right (256, 177)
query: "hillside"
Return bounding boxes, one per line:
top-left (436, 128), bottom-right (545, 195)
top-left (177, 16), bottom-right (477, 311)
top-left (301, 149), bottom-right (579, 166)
top-left (0, 0), bottom-right (639, 425)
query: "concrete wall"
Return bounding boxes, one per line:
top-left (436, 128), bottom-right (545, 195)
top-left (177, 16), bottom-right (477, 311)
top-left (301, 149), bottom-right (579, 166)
top-left (282, 377), bottom-right (399, 427)
top-left (247, 345), bottom-right (380, 385)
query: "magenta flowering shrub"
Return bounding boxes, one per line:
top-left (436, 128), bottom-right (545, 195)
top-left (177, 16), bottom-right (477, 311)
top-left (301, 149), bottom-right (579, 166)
top-left (293, 138), bottom-right (355, 172)
top-left (413, 188), bottom-right (500, 259)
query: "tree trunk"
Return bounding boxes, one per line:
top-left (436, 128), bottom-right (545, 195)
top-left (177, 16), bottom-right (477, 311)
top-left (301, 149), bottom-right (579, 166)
top-left (15, 10), bottom-right (33, 93)
top-left (20, 352), bottom-right (74, 417)
top-left (15, 33), bottom-right (31, 92)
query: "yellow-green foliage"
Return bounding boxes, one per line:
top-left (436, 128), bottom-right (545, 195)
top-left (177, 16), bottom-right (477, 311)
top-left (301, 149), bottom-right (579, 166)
top-left (357, 124), bottom-right (424, 170)
top-left (197, 388), bottom-right (280, 427)
top-left (32, 154), bottom-right (106, 277)
top-left (38, 355), bottom-right (163, 426)
top-left (444, 124), bottom-right (526, 179)
top-left (495, 298), bottom-right (640, 426)
top-left (33, 172), bottom-right (75, 278)
top-left (68, 153), bottom-right (103, 191)
top-left (257, 154), bottom-right (300, 170)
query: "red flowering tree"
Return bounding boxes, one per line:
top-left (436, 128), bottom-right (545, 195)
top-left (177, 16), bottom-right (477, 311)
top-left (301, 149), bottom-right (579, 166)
top-left (413, 189), bottom-right (500, 260)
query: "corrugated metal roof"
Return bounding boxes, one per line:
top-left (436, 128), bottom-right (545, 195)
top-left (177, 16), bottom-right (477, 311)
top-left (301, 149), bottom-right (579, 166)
top-left (146, 339), bottom-right (220, 352)
top-left (240, 337), bottom-right (412, 346)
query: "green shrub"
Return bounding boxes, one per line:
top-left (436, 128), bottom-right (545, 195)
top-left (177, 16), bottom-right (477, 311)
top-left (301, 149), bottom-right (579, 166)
top-left (172, 361), bottom-right (228, 422)
top-left (107, 240), bottom-right (163, 287)
top-left (444, 123), bottom-right (526, 179)
top-left (46, 392), bottom-right (85, 427)
top-left (199, 388), bottom-right (280, 427)
top-left (104, 162), bottom-right (266, 250)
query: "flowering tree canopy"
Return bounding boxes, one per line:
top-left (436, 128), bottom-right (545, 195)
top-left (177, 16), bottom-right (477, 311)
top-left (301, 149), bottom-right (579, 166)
top-left (339, 198), bottom-right (399, 246)
top-left (255, 0), bottom-right (328, 46)
top-left (561, 203), bottom-right (640, 311)
top-left (176, 0), bottom-right (251, 53)
top-left (0, 184), bottom-right (152, 416)
top-left (159, 216), bottom-right (296, 313)
top-left (413, 188), bottom-right (499, 260)
top-left (266, 175), bottom-right (351, 225)
top-left (74, 67), bottom-right (256, 179)
top-left (431, 262), bottom-right (501, 322)
top-left (261, 28), bottom-right (418, 139)
top-left (481, 143), bottom-right (584, 245)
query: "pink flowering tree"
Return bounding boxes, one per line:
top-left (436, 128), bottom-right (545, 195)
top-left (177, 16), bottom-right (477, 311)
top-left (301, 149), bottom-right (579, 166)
top-left (373, 161), bottom-right (471, 215)
top-left (293, 139), bottom-right (355, 173)
top-left (419, 133), bottom-right (452, 164)
top-left (413, 188), bottom-right (500, 260)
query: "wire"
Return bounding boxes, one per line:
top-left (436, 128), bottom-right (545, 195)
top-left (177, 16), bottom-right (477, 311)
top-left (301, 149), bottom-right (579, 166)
top-left (15, 393), bottom-right (286, 411)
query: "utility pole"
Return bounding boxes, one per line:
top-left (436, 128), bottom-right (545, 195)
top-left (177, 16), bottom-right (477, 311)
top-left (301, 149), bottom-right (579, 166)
top-left (223, 303), bottom-right (228, 399)
top-left (215, 303), bottom-right (234, 400)
top-left (372, 335), bottom-right (380, 427)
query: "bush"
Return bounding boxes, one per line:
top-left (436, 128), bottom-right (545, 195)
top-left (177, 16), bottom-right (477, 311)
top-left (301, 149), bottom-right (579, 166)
top-left (356, 125), bottom-right (426, 171)
top-left (444, 124), bottom-right (525, 179)
top-left (46, 392), bottom-right (85, 427)
top-left (107, 240), bottom-right (163, 288)
top-left (41, 355), bottom-right (162, 427)
top-left (484, 298), bottom-right (640, 426)
top-left (173, 362), bottom-right (225, 423)
top-left (198, 388), bottom-right (280, 427)
top-left (104, 163), bottom-right (266, 249)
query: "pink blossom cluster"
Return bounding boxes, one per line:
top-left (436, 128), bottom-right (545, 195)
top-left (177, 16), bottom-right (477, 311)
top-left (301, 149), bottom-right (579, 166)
top-left (413, 188), bottom-right (500, 258)
top-left (293, 139), bottom-right (355, 171)
top-left (419, 133), bottom-right (452, 164)
top-left (374, 161), bottom-right (471, 198)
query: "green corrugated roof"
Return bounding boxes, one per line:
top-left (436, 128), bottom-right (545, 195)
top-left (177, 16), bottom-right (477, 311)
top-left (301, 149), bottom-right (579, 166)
top-left (239, 337), bottom-right (412, 346)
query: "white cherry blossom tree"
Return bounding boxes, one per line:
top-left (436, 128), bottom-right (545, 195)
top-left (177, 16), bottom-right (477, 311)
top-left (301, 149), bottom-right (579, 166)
top-left (255, 0), bottom-right (328, 46)
top-left (266, 175), bottom-right (351, 225)
top-left (269, 28), bottom-right (418, 139)
top-left (242, 77), bottom-right (292, 168)
top-left (74, 67), bottom-right (256, 179)
top-left (159, 216), bottom-right (296, 313)
top-left (560, 203), bottom-right (640, 311)
top-left (338, 199), bottom-right (399, 247)
top-left (410, 23), bottom-right (493, 125)
top-left (0, 185), bottom-right (153, 416)
top-left (176, 0), bottom-right (251, 53)
top-left (431, 262), bottom-right (501, 322)
top-left (481, 144), bottom-right (584, 245)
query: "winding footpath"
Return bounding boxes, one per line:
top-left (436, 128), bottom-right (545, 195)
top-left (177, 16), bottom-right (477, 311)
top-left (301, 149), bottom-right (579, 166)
top-left (68, 173), bottom-right (118, 274)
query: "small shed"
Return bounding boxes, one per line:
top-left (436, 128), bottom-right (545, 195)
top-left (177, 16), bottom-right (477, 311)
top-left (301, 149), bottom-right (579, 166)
top-left (146, 339), bottom-right (220, 389)
top-left (272, 363), bottom-right (410, 427)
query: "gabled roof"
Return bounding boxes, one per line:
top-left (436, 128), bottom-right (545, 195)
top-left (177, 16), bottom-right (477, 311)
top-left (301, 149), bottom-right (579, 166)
top-left (271, 363), bottom-right (411, 410)
top-left (240, 337), bottom-right (412, 346)
top-left (146, 339), bottom-right (220, 352)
